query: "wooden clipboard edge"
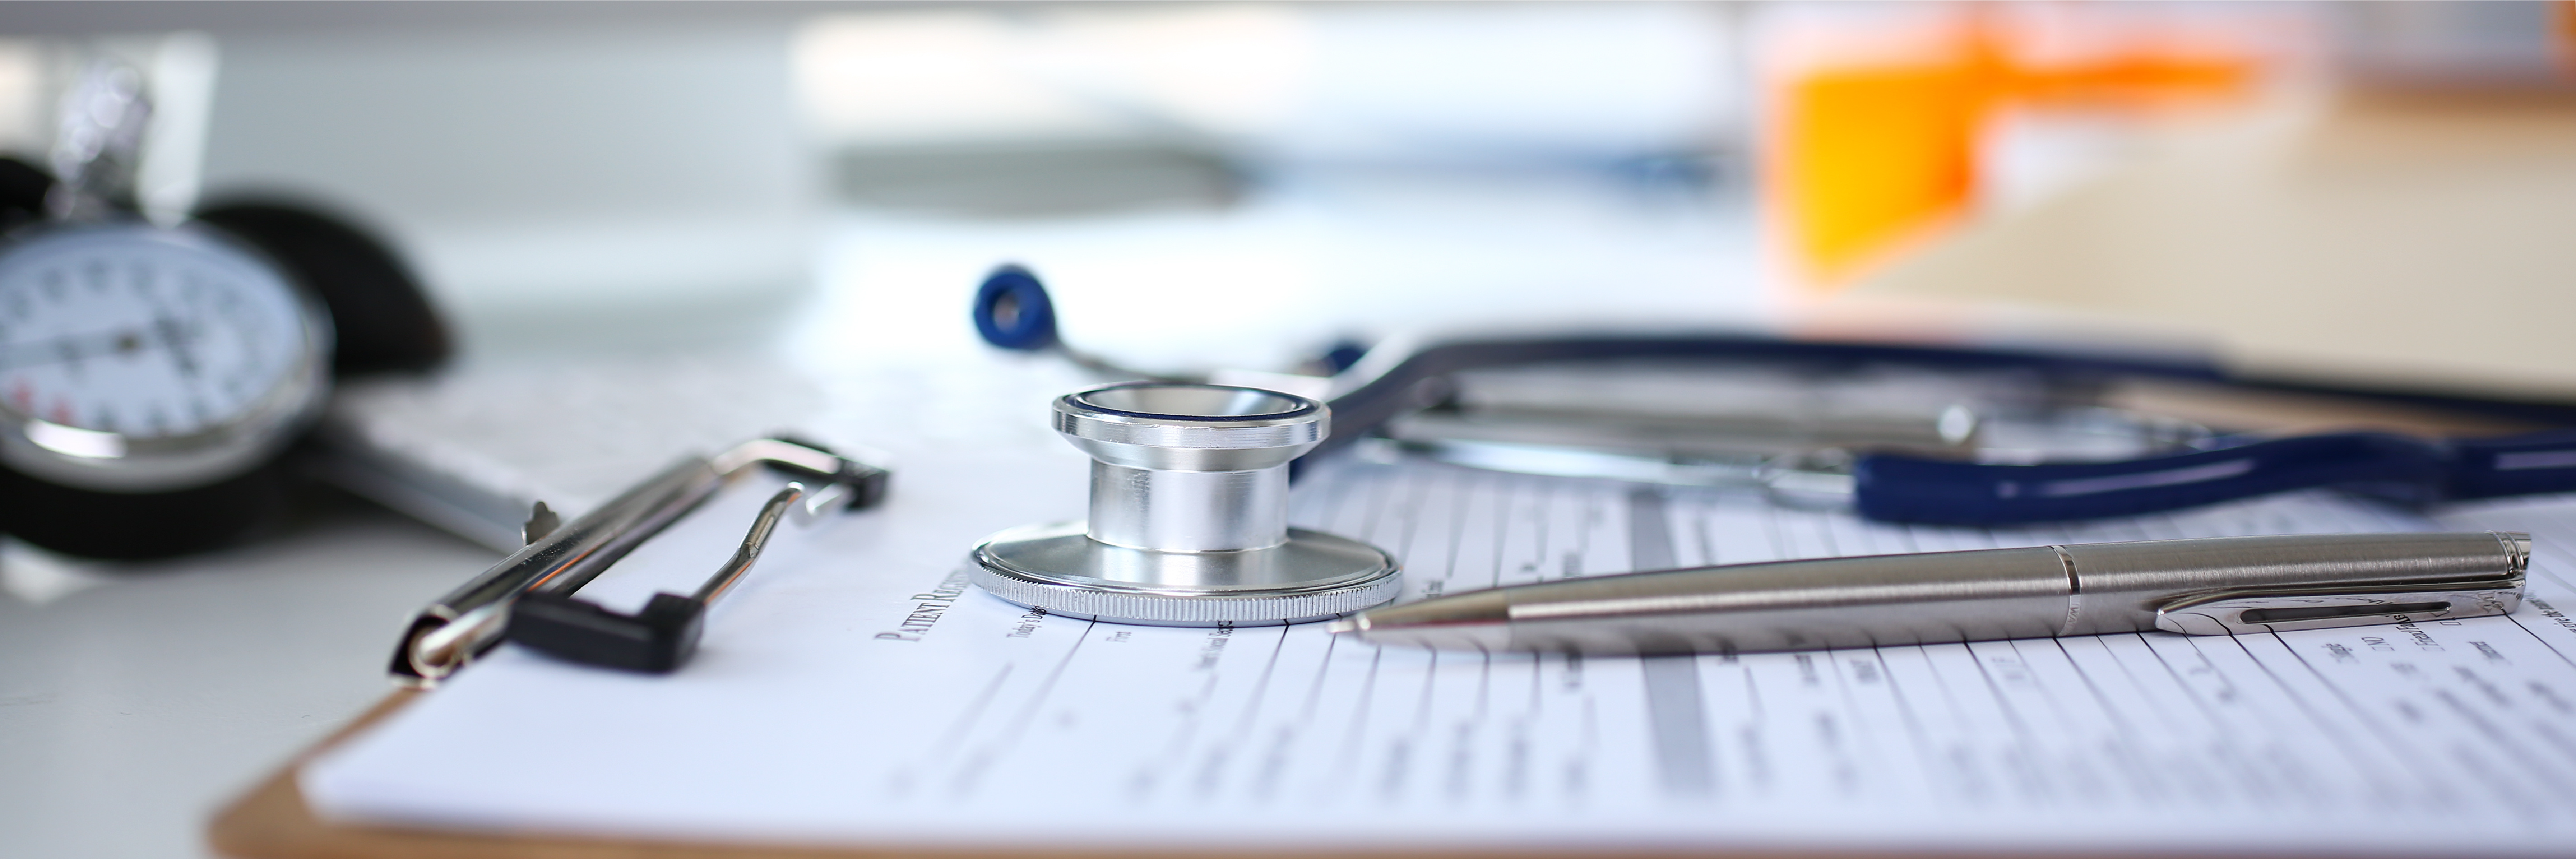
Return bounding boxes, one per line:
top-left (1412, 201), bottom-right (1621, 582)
top-left (208, 690), bottom-right (2341, 859)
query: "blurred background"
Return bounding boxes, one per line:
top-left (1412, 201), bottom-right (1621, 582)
top-left (4, 0), bottom-right (1752, 380)
top-left (3, 1), bottom-right (2571, 391)
top-left (7, 4), bottom-right (2576, 856)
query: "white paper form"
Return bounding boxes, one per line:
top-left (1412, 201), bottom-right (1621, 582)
top-left (305, 448), bottom-right (2576, 855)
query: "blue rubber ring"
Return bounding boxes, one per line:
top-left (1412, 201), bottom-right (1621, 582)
top-left (973, 265), bottom-right (1059, 352)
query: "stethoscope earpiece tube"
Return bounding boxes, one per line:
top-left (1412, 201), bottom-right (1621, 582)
top-left (1852, 432), bottom-right (2485, 526)
top-left (2444, 430), bottom-right (2576, 499)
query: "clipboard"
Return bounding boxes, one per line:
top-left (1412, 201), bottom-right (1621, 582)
top-left (211, 691), bottom-right (2198, 859)
top-left (218, 433), bottom-right (2576, 859)
top-left (212, 691), bottom-right (1239, 859)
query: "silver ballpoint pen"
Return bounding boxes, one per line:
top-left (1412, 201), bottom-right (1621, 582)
top-left (1328, 532), bottom-right (2530, 655)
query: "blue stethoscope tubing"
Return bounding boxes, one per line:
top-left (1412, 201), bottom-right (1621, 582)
top-left (972, 266), bottom-right (2576, 525)
top-left (1857, 428), bottom-right (2576, 525)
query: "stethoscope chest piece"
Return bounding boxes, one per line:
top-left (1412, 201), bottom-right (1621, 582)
top-left (971, 383), bottom-right (1402, 625)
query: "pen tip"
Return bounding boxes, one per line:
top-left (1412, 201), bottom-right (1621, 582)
top-left (1325, 619), bottom-right (1359, 634)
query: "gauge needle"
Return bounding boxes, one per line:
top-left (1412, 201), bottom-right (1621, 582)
top-left (0, 324), bottom-right (174, 371)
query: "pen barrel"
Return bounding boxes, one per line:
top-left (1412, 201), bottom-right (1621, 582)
top-left (1421, 532), bottom-right (2527, 655)
top-left (1491, 546), bottom-right (2074, 654)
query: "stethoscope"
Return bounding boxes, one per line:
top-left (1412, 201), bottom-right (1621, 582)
top-left (971, 264), bottom-right (2576, 528)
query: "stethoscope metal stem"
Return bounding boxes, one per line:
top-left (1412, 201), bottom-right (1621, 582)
top-left (1087, 462), bottom-right (1291, 552)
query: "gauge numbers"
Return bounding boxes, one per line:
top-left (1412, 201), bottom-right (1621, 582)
top-left (0, 226), bottom-right (320, 440)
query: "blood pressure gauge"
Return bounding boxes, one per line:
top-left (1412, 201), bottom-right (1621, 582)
top-left (0, 223), bottom-right (332, 493)
top-left (0, 62), bottom-right (443, 559)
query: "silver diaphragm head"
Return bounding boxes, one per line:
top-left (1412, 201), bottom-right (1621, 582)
top-left (971, 383), bottom-right (1401, 625)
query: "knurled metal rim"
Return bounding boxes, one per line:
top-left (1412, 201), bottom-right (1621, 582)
top-left (971, 566), bottom-right (1402, 625)
top-left (969, 538), bottom-right (1403, 626)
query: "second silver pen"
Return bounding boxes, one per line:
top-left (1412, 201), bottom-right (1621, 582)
top-left (1329, 532), bottom-right (2529, 655)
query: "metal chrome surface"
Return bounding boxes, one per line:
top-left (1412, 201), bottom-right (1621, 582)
top-left (2057, 530), bottom-right (2527, 635)
top-left (48, 60), bottom-right (149, 221)
top-left (390, 437), bottom-right (884, 685)
top-left (1056, 383), bottom-right (1323, 552)
top-left (976, 382), bottom-right (1400, 625)
top-left (694, 483), bottom-right (810, 605)
top-left (973, 521), bottom-right (1401, 625)
top-left (1382, 402), bottom-right (2210, 507)
top-left (1339, 532), bottom-right (2528, 655)
top-left (2152, 578), bottom-right (2523, 635)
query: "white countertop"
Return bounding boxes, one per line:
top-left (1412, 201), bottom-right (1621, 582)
top-left (0, 505), bottom-right (498, 859)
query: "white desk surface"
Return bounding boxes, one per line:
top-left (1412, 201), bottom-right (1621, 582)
top-left (0, 506), bottom-right (501, 859)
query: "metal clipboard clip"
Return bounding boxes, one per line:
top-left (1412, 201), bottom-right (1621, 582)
top-left (387, 438), bottom-right (890, 686)
top-left (2153, 533), bottom-right (2527, 635)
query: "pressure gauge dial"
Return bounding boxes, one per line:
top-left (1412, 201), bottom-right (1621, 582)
top-left (0, 223), bottom-right (332, 493)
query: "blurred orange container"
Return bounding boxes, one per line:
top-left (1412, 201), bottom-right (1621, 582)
top-left (1764, 4), bottom-right (2262, 291)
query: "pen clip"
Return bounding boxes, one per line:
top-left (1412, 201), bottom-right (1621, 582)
top-left (2152, 575), bottom-right (2524, 636)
